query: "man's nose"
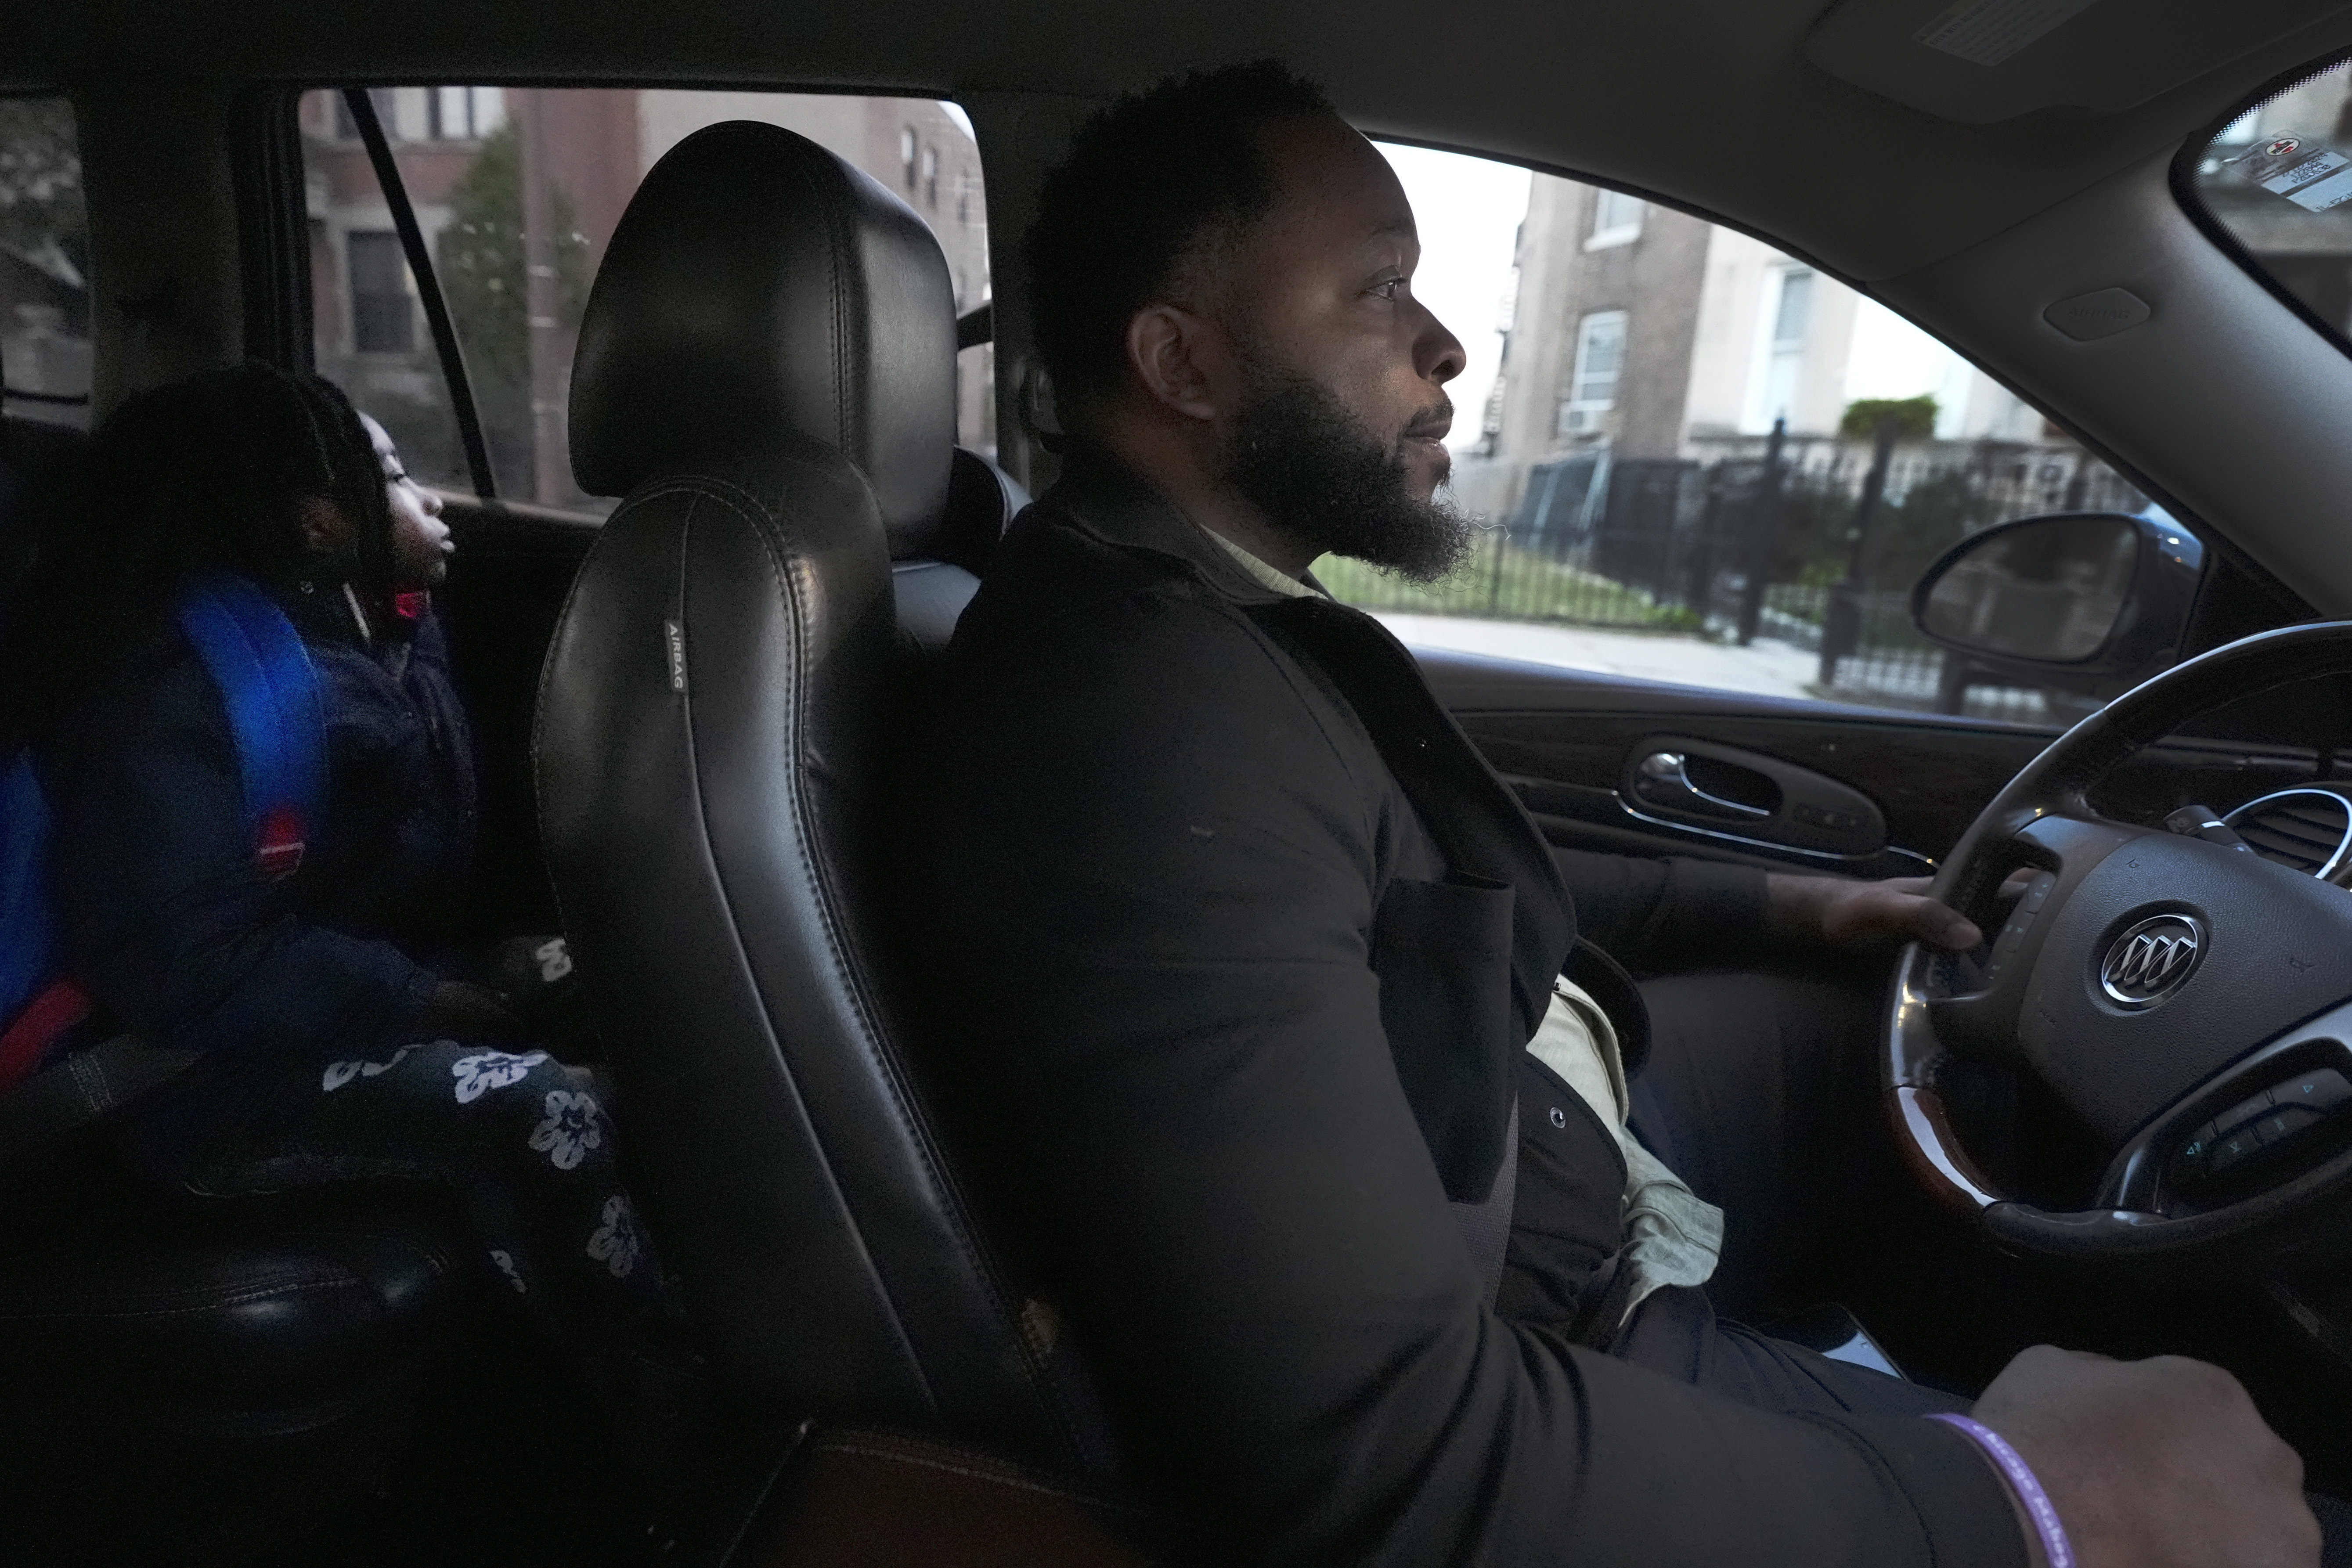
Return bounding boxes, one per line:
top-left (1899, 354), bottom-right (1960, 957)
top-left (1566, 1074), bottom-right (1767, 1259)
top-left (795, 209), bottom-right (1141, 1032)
top-left (421, 486), bottom-right (444, 518)
top-left (1415, 302), bottom-right (1466, 386)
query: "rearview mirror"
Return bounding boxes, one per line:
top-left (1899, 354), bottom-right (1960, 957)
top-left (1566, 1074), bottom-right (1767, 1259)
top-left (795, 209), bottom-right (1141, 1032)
top-left (1912, 510), bottom-right (2202, 688)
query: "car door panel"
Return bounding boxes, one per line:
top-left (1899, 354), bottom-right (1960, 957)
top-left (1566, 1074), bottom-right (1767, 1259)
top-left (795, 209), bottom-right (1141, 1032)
top-left (1618, 737), bottom-right (1888, 859)
top-left (1420, 649), bottom-right (2327, 876)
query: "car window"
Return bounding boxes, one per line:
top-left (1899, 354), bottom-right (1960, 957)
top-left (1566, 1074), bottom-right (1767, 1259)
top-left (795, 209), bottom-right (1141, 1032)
top-left (0, 95), bottom-right (92, 430)
top-left (2187, 61), bottom-right (2352, 350)
top-left (1341, 144), bottom-right (2164, 725)
top-left (299, 87), bottom-right (993, 509)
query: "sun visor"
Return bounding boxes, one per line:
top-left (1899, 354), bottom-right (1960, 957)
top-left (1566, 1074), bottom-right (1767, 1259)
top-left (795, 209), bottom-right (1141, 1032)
top-left (1807, 0), bottom-right (2352, 123)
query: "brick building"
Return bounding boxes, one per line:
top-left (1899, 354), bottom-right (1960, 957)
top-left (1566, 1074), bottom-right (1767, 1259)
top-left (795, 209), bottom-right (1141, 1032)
top-left (1479, 175), bottom-right (2043, 515)
top-left (303, 87), bottom-right (992, 501)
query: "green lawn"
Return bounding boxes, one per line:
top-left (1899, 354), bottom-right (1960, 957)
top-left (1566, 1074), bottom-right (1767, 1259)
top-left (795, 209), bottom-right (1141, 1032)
top-left (1315, 536), bottom-right (1703, 631)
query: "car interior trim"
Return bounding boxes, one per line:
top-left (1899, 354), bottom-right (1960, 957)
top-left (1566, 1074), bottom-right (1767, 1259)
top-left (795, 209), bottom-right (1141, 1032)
top-left (336, 87), bottom-right (496, 498)
top-left (1616, 794), bottom-right (1933, 873)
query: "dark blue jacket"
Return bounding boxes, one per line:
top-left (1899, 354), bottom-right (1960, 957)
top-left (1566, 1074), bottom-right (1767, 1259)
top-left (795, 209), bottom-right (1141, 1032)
top-left (45, 589), bottom-right (475, 1070)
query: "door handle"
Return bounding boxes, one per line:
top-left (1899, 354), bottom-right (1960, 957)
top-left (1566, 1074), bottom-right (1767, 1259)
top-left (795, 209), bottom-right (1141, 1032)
top-left (1634, 751), bottom-right (1773, 819)
top-left (1621, 736), bottom-right (1889, 858)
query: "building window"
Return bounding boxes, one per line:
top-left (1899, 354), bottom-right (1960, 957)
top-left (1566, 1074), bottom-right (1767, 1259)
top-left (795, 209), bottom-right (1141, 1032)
top-left (901, 127), bottom-right (917, 190)
top-left (346, 231), bottom-right (413, 353)
top-left (1559, 309), bottom-right (1627, 436)
top-left (429, 85), bottom-right (505, 140)
top-left (1756, 268), bottom-right (1813, 428)
top-left (921, 144), bottom-right (938, 207)
top-left (1587, 189), bottom-right (1644, 250)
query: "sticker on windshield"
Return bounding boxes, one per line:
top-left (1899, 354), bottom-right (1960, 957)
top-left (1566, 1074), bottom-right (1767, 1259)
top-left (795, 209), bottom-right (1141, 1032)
top-left (2229, 137), bottom-right (2352, 213)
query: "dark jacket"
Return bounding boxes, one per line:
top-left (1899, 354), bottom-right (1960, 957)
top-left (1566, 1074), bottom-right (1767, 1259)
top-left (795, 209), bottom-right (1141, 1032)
top-left (917, 454), bottom-right (2015, 1566)
top-left (47, 591), bottom-right (474, 1074)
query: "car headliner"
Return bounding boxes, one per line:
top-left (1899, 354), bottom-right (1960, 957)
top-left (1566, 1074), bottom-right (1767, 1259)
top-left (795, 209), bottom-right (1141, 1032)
top-left (15, 0), bottom-right (2351, 278)
top-left (18, 0), bottom-right (2352, 613)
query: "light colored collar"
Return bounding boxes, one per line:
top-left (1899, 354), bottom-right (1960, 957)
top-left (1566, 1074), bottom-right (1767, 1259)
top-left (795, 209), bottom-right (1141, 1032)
top-left (1199, 525), bottom-right (1324, 601)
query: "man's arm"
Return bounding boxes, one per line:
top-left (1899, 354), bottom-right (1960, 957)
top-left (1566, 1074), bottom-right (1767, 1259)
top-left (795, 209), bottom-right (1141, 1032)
top-left (927, 599), bottom-right (2027, 1566)
top-left (1766, 872), bottom-right (1981, 954)
top-left (1552, 844), bottom-right (1982, 968)
top-left (1549, 846), bottom-right (1769, 968)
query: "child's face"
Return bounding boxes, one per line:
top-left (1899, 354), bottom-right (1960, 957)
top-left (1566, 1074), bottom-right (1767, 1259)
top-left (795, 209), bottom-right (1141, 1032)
top-left (363, 414), bottom-right (452, 590)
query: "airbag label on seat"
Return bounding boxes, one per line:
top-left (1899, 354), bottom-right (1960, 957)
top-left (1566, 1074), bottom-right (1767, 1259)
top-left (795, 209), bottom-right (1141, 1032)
top-left (664, 620), bottom-right (687, 693)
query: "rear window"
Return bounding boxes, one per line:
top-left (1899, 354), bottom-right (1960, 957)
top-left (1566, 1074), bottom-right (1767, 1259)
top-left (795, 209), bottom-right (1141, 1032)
top-left (2187, 59), bottom-right (2352, 345)
top-left (299, 88), bottom-right (992, 506)
top-left (0, 95), bottom-right (90, 429)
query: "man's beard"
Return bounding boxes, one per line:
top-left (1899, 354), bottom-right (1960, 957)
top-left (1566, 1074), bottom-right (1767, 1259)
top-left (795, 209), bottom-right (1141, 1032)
top-left (1221, 360), bottom-right (1475, 584)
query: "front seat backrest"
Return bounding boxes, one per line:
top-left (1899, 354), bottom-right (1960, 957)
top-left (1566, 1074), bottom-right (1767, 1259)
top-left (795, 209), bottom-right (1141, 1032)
top-left (892, 448), bottom-right (1030, 653)
top-left (540, 122), bottom-right (1079, 1465)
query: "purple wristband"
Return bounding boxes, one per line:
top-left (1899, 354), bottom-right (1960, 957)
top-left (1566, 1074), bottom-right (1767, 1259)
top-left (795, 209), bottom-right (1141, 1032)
top-left (1927, 1413), bottom-right (2074, 1568)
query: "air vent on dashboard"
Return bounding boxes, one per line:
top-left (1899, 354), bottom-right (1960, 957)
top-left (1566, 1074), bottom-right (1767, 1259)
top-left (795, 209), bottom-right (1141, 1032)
top-left (2222, 788), bottom-right (2352, 882)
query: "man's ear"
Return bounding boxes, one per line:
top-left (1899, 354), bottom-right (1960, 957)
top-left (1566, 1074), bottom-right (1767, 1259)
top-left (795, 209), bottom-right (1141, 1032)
top-left (1126, 304), bottom-right (1225, 423)
top-left (293, 496), bottom-right (354, 554)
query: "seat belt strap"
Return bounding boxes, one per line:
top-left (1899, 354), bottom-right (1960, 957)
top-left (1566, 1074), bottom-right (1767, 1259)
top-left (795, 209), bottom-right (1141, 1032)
top-left (0, 753), bottom-right (57, 1026)
top-left (0, 1034), bottom-right (201, 1177)
top-left (0, 979), bottom-right (88, 1093)
top-left (173, 573), bottom-right (328, 877)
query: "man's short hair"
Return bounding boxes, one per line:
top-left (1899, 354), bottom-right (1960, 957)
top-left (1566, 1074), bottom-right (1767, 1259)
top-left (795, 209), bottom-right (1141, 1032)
top-left (1025, 60), bottom-right (1335, 424)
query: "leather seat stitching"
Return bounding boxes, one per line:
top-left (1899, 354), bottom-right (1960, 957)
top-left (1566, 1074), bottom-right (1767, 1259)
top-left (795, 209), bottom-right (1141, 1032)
top-left (648, 470), bottom-right (1041, 1416)
top-left (816, 1438), bottom-right (1092, 1503)
top-left (610, 473), bottom-right (945, 1411)
top-left (0, 1276), bottom-right (371, 1324)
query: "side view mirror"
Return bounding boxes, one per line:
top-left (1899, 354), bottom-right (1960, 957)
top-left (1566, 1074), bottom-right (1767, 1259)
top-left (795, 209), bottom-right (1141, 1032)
top-left (1910, 510), bottom-right (2203, 694)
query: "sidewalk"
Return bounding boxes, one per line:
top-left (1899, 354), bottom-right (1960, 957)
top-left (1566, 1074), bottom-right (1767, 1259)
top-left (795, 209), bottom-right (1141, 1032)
top-left (1372, 613), bottom-right (1822, 701)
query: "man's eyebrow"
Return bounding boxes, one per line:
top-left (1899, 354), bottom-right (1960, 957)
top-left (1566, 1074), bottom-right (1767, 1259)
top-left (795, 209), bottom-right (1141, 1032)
top-left (1367, 219), bottom-right (1416, 240)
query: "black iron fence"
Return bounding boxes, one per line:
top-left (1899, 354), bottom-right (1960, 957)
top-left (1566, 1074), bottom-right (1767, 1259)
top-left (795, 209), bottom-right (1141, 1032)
top-left (1319, 430), bottom-right (2146, 720)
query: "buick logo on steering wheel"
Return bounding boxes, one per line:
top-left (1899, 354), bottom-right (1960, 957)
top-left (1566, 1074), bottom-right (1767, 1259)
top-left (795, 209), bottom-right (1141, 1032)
top-left (2099, 915), bottom-right (2206, 1008)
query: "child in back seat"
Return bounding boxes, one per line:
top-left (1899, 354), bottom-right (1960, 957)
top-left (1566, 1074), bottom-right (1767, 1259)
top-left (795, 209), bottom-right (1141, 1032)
top-left (0, 364), bottom-right (678, 1427)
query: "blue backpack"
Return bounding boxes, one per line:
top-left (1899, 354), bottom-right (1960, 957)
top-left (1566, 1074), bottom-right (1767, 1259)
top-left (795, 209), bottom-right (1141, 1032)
top-left (0, 572), bottom-right (325, 1089)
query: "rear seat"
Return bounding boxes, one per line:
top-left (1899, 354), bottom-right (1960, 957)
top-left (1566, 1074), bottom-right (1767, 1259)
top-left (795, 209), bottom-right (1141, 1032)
top-left (0, 410), bottom-right (464, 1553)
top-left (0, 414), bottom-right (1016, 1549)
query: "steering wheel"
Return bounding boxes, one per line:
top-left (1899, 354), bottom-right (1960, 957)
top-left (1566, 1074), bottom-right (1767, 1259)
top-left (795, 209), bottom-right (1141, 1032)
top-left (1889, 620), bottom-right (2352, 1262)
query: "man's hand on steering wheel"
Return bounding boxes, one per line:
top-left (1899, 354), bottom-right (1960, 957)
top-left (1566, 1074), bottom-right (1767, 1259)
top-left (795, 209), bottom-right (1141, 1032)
top-left (1768, 872), bottom-right (1984, 956)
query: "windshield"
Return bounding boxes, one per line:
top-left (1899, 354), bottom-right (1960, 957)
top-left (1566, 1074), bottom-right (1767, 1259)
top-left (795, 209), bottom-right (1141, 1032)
top-left (2189, 59), bottom-right (2352, 343)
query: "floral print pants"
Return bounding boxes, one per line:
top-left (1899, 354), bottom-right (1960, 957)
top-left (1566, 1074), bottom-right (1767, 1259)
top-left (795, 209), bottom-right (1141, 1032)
top-left (178, 1039), bottom-right (667, 1349)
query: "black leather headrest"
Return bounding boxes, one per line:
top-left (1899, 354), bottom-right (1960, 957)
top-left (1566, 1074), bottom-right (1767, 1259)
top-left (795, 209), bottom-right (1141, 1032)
top-left (570, 121), bottom-right (955, 537)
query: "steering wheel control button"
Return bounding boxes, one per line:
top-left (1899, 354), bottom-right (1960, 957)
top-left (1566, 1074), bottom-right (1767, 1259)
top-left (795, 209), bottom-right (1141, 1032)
top-left (2207, 1129), bottom-right (2259, 1174)
top-left (2253, 1105), bottom-right (2323, 1148)
top-left (2163, 803), bottom-right (2254, 854)
top-left (1982, 873), bottom-right (2061, 983)
top-left (2217, 1089), bottom-right (2276, 1133)
top-left (2043, 287), bottom-right (2150, 342)
top-left (2174, 1071), bottom-right (2352, 1186)
top-left (2097, 913), bottom-right (2205, 1008)
top-left (2281, 1069), bottom-right (2352, 1111)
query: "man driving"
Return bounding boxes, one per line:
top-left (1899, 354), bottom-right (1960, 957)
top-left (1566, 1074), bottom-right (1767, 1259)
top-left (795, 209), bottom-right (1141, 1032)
top-left (916, 61), bottom-right (2323, 1567)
